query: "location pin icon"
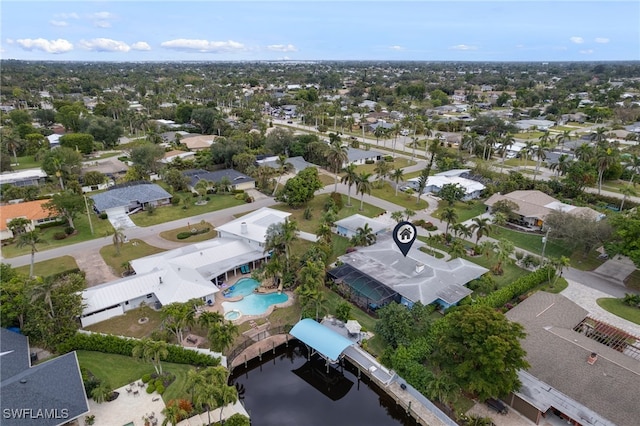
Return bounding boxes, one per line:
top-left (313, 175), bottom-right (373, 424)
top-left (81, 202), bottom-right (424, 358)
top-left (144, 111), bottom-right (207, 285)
top-left (393, 221), bottom-right (417, 257)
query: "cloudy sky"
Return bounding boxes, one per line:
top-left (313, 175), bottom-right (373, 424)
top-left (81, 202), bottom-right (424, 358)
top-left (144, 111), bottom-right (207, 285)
top-left (2, 1), bottom-right (639, 62)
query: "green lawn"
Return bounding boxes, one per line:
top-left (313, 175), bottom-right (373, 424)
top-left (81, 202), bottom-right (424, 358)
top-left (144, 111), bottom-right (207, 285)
top-left (569, 250), bottom-right (607, 271)
top-left (517, 131), bottom-right (545, 140)
top-left (14, 256), bottom-right (78, 277)
top-left (1, 214), bottom-right (114, 258)
top-left (354, 158), bottom-right (414, 175)
top-left (625, 269), bottom-right (640, 291)
top-left (75, 350), bottom-right (195, 402)
top-left (84, 306), bottom-right (164, 338)
top-left (130, 195), bottom-right (245, 227)
top-left (272, 193), bottom-right (384, 233)
top-left (100, 239), bottom-right (166, 276)
top-left (370, 182), bottom-right (429, 210)
top-left (11, 155), bottom-right (41, 170)
top-left (597, 298), bottom-right (640, 325)
top-left (159, 222), bottom-right (217, 243)
top-left (492, 227), bottom-right (571, 259)
top-left (503, 158), bottom-right (537, 167)
top-left (432, 200), bottom-right (486, 223)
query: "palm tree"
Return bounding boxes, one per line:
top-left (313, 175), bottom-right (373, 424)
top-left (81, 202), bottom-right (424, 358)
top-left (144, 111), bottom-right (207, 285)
top-left (453, 222), bottom-right (473, 241)
top-left (132, 338), bottom-right (169, 375)
top-left (194, 179), bottom-right (213, 202)
top-left (30, 276), bottom-right (58, 318)
top-left (91, 381), bottom-right (113, 404)
top-left (390, 168), bottom-right (404, 196)
top-left (493, 238), bottom-right (515, 275)
top-left (625, 153), bottom-right (640, 185)
top-left (575, 143), bottom-right (594, 163)
top-left (498, 133), bottom-right (515, 174)
top-left (112, 227), bottom-right (126, 256)
top-left (549, 154), bottom-right (570, 178)
top-left (373, 160), bottom-right (391, 188)
top-left (470, 217), bottom-right (493, 245)
top-left (619, 185), bottom-right (637, 211)
top-left (340, 164), bottom-right (358, 207)
top-left (351, 224), bottom-right (376, 247)
top-left (17, 230), bottom-right (46, 277)
top-left (520, 140), bottom-right (535, 167)
top-left (533, 136), bottom-right (552, 182)
top-left (403, 208), bottom-right (416, 222)
top-left (440, 207), bottom-right (458, 237)
top-left (373, 126), bottom-right (385, 146)
top-left (326, 140), bottom-right (348, 192)
top-left (208, 321), bottom-right (239, 353)
top-left (215, 382), bottom-right (239, 425)
top-left (595, 144), bottom-right (619, 194)
top-left (272, 155), bottom-right (293, 196)
top-left (450, 239), bottom-right (466, 259)
top-left (198, 311), bottom-right (224, 329)
top-left (555, 130), bottom-right (572, 153)
top-left (355, 172), bottom-right (372, 211)
top-left (491, 211), bottom-right (508, 227)
top-left (391, 211), bottom-right (404, 223)
top-left (550, 255), bottom-right (570, 285)
top-left (162, 400), bottom-right (189, 426)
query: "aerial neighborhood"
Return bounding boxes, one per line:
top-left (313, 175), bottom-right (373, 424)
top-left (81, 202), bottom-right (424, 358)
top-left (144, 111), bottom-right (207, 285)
top-left (2, 60), bottom-right (640, 426)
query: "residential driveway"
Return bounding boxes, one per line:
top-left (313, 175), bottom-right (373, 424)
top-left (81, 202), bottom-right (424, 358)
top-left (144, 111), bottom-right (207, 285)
top-left (108, 210), bottom-right (137, 230)
top-left (74, 249), bottom-right (120, 286)
top-left (592, 255), bottom-right (637, 283)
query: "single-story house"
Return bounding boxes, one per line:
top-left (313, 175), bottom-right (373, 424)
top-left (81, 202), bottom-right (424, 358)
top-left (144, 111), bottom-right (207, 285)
top-left (505, 292), bottom-right (639, 426)
top-left (484, 190), bottom-right (603, 229)
top-left (216, 207), bottom-right (291, 250)
top-left (81, 157), bottom-right (129, 180)
top-left (90, 182), bottom-right (172, 215)
top-left (255, 156), bottom-right (316, 174)
top-left (0, 169), bottom-right (48, 187)
top-left (46, 133), bottom-right (62, 148)
top-left (343, 148), bottom-right (383, 168)
top-left (368, 121), bottom-right (394, 133)
top-left (181, 134), bottom-right (215, 151)
top-left (0, 199), bottom-right (61, 240)
top-left (334, 214), bottom-right (390, 239)
top-left (407, 170), bottom-right (485, 200)
top-left (328, 234), bottom-right (488, 310)
top-left (183, 169), bottom-right (255, 192)
top-left (515, 119), bottom-right (555, 131)
top-left (0, 328), bottom-right (89, 426)
top-left (160, 150), bottom-right (196, 164)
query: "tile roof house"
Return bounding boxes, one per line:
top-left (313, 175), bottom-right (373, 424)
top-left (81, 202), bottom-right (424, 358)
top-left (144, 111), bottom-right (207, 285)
top-left (505, 292), bottom-right (639, 426)
top-left (0, 328), bottom-right (89, 426)
top-left (0, 199), bottom-right (61, 239)
top-left (484, 190), bottom-right (604, 228)
top-left (329, 234), bottom-right (488, 310)
top-left (90, 182), bottom-right (172, 214)
top-left (182, 169), bottom-right (255, 192)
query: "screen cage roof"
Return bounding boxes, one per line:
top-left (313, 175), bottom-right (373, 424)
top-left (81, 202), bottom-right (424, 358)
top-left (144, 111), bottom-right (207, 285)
top-left (328, 263), bottom-right (398, 305)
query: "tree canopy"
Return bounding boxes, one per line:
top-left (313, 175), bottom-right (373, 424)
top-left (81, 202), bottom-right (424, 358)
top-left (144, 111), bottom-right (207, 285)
top-left (275, 167), bottom-right (323, 208)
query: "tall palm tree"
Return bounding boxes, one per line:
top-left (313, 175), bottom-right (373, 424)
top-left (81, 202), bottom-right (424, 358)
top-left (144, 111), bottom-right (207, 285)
top-left (272, 155), bottom-right (293, 196)
top-left (208, 321), bottom-right (239, 353)
top-left (625, 153), bottom-right (640, 185)
top-left (595, 144), bottom-right (619, 194)
top-left (112, 227), bottom-right (126, 256)
top-left (391, 211), bottom-right (404, 223)
top-left (619, 185), bottom-right (637, 211)
top-left (215, 382), bottom-right (239, 425)
top-left (470, 216), bottom-right (493, 245)
top-left (326, 140), bottom-right (348, 193)
top-left (533, 132), bottom-right (552, 181)
top-left (403, 208), bottom-right (416, 221)
top-left (132, 338), bottom-right (169, 375)
top-left (575, 143), bottom-right (594, 163)
top-left (449, 239), bottom-right (466, 259)
top-left (17, 230), bottom-right (46, 277)
top-left (452, 222), bottom-right (473, 240)
top-left (440, 207), bottom-right (458, 237)
top-left (498, 133), bottom-right (515, 174)
top-left (373, 160), bottom-right (391, 188)
top-left (555, 130), bottom-right (572, 153)
top-left (340, 164), bottom-right (358, 206)
top-left (391, 168), bottom-right (404, 196)
top-left (355, 172), bottom-right (372, 212)
top-left (520, 140), bottom-right (535, 167)
top-left (194, 179), bottom-right (213, 202)
top-left (493, 238), bottom-right (514, 275)
top-left (351, 224), bottom-right (376, 247)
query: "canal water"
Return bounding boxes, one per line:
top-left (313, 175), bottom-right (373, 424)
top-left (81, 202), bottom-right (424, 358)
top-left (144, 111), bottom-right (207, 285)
top-left (230, 341), bottom-right (418, 426)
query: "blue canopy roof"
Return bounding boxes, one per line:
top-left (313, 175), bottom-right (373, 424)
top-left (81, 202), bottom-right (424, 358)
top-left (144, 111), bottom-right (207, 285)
top-left (290, 319), bottom-right (354, 362)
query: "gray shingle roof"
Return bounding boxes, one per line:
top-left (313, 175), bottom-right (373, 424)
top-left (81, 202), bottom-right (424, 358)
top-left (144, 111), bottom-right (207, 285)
top-left (347, 148), bottom-right (383, 163)
top-left (182, 169), bottom-right (254, 188)
top-left (0, 329), bottom-right (89, 426)
top-left (90, 183), bottom-right (171, 212)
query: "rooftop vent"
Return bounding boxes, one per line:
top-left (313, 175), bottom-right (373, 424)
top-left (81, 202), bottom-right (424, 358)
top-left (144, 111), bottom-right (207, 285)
top-left (241, 222), bottom-right (248, 234)
top-left (587, 352), bottom-right (598, 365)
top-left (415, 263), bottom-right (425, 274)
top-left (159, 277), bottom-right (163, 284)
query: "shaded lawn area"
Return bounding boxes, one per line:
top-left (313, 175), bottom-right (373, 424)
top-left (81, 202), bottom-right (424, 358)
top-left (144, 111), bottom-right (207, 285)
top-left (569, 250), bottom-right (607, 271)
top-left (354, 158), bottom-right (414, 175)
top-left (100, 239), bottom-right (166, 276)
top-left (84, 306), bottom-right (163, 339)
top-left (288, 234), bottom-right (350, 265)
top-left (159, 222), bottom-right (217, 243)
top-left (503, 158), bottom-right (537, 167)
top-left (597, 298), bottom-right (640, 325)
top-left (1, 214), bottom-right (114, 258)
top-left (492, 227), bottom-right (571, 259)
top-left (14, 256), bottom-right (78, 277)
top-left (75, 350), bottom-right (195, 403)
top-left (432, 200), bottom-right (486, 223)
top-left (11, 155), bottom-right (41, 170)
top-left (130, 194), bottom-right (245, 227)
top-left (272, 193), bottom-right (384, 233)
top-left (318, 173), bottom-right (336, 187)
top-left (370, 182), bottom-right (429, 210)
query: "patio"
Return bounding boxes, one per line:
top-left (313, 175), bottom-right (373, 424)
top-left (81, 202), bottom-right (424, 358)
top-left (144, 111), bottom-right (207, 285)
top-left (83, 383), bottom-right (166, 426)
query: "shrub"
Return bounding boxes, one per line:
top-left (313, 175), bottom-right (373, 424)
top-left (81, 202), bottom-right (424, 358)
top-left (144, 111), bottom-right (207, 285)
top-left (146, 384), bottom-right (156, 394)
top-left (477, 265), bottom-right (554, 309)
top-left (141, 374), bottom-right (151, 383)
top-left (171, 195), bottom-right (181, 206)
top-left (244, 194), bottom-right (253, 203)
top-left (155, 384), bottom-right (165, 395)
top-left (177, 232), bottom-right (192, 240)
top-left (329, 192), bottom-right (343, 210)
top-left (53, 232), bottom-right (67, 240)
top-left (384, 155), bottom-right (393, 162)
top-left (65, 226), bottom-right (75, 235)
top-left (99, 212), bottom-right (108, 220)
top-left (365, 159), bottom-right (375, 164)
top-left (232, 189), bottom-right (245, 194)
top-left (155, 378), bottom-right (164, 389)
top-left (303, 207), bottom-right (313, 220)
top-left (234, 193), bottom-right (245, 201)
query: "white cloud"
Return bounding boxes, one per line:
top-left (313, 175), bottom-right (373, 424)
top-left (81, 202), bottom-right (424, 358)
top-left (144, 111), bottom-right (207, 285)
top-left (55, 13), bottom-right (80, 20)
top-left (79, 38), bottom-right (130, 52)
top-left (94, 21), bottom-right (112, 28)
top-left (160, 39), bottom-right (246, 53)
top-left (50, 20), bottom-right (68, 27)
top-left (88, 12), bottom-right (116, 20)
top-left (131, 41), bottom-right (151, 51)
top-left (450, 44), bottom-right (477, 51)
top-left (267, 44), bottom-right (297, 52)
top-left (570, 36), bottom-right (584, 44)
top-left (389, 45), bottom-right (404, 51)
top-left (580, 49), bottom-right (594, 55)
top-left (16, 38), bottom-right (73, 54)
top-left (595, 37), bottom-right (610, 44)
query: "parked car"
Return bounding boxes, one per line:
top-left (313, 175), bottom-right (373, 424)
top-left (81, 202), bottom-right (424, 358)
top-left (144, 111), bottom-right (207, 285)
top-left (485, 398), bottom-right (508, 415)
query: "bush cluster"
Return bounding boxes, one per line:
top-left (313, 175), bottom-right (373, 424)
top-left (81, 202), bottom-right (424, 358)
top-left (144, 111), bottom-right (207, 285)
top-left (413, 219), bottom-right (437, 231)
top-left (177, 227), bottom-right (210, 240)
top-left (53, 232), bottom-right (67, 240)
top-left (364, 159), bottom-right (375, 164)
top-left (383, 155), bottom-right (394, 162)
top-left (329, 192), bottom-right (344, 210)
top-left (57, 333), bottom-right (221, 366)
top-left (477, 265), bottom-right (555, 309)
top-left (99, 213), bottom-right (108, 220)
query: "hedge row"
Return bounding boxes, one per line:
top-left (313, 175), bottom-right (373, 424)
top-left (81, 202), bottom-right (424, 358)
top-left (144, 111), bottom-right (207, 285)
top-left (58, 333), bottom-right (220, 367)
top-left (477, 265), bottom-right (555, 308)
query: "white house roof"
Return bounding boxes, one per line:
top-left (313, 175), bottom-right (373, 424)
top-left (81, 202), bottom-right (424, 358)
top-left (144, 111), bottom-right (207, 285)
top-left (216, 207), bottom-right (291, 244)
top-left (0, 169), bottom-right (47, 185)
top-left (338, 234), bottom-right (487, 306)
top-left (408, 175), bottom-right (485, 195)
top-left (334, 214), bottom-right (389, 234)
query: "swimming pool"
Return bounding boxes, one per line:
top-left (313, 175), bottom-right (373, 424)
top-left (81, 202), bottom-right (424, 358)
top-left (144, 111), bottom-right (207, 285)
top-left (223, 278), bottom-right (259, 298)
top-left (222, 292), bottom-right (289, 316)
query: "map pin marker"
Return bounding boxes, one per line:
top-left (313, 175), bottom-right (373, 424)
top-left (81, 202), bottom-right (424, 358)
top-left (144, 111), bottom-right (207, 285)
top-left (393, 221), bottom-right (417, 257)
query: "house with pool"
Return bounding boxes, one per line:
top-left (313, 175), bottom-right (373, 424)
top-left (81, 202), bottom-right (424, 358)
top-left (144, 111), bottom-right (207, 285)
top-left (328, 234), bottom-right (488, 311)
top-left (80, 208), bottom-right (292, 327)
